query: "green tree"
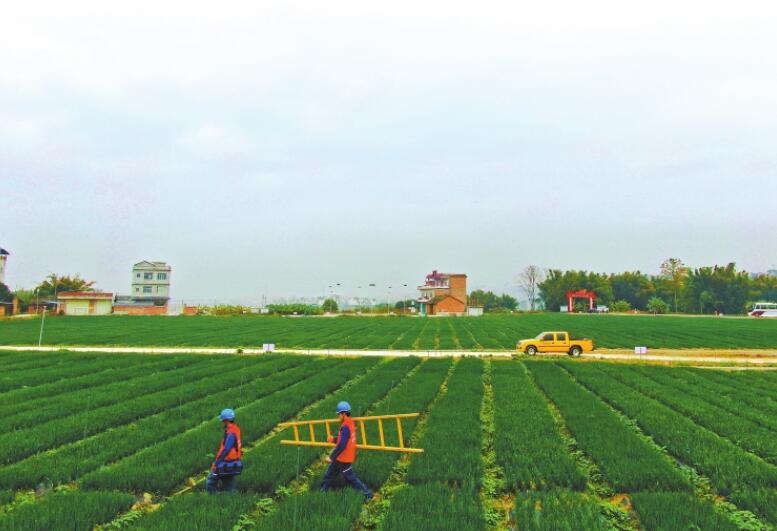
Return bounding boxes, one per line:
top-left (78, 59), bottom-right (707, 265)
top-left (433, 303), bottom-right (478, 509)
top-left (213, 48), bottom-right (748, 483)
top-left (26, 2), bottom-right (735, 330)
top-left (497, 293), bottom-right (518, 311)
top-left (321, 298), bottom-right (339, 313)
top-left (646, 297), bottom-right (670, 314)
top-left (610, 271), bottom-right (654, 310)
top-left (0, 282), bottom-right (12, 303)
top-left (34, 274), bottom-right (96, 299)
top-left (468, 290), bottom-right (517, 312)
top-left (660, 258), bottom-right (688, 313)
top-left (610, 300), bottom-right (632, 313)
top-left (538, 270), bottom-right (613, 311)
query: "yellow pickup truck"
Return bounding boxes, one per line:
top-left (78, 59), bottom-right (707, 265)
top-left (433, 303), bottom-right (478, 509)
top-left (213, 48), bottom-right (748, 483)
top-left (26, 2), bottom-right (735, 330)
top-left (517, 331), bottom-right (594, 357)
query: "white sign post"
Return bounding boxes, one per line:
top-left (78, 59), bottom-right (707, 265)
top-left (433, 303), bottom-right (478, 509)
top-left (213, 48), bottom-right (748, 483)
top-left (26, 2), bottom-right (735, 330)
top-left (634, 346), bottom-right (648, 359)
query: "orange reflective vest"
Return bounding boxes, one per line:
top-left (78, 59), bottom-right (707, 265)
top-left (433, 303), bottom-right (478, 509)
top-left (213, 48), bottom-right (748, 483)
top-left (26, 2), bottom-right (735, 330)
top-left (217, 423), bottom-right (242, 462)
top-left (334, 416), bottom-right (357, 463)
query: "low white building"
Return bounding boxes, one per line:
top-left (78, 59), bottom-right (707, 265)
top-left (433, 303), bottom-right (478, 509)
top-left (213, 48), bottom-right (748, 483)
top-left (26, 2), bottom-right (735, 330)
top-left (58, 292), bottom-right (113, 315)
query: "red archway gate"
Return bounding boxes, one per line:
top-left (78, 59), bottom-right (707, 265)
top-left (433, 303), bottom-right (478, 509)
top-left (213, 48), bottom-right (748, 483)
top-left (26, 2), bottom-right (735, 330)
top-left (566, 290), bottom-right (596, 311)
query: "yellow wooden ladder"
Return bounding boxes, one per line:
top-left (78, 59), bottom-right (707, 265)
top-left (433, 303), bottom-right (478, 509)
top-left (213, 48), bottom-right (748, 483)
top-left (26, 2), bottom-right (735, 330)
top-left (279, 413), bottom-right (424, 453)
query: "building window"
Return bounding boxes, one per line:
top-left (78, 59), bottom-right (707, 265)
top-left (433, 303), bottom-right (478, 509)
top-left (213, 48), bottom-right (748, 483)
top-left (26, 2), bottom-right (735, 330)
top-left (135, 288), bottom-right (140, 293)
top-left (136, 273), bottom-right (141, 278)
top-left (143, 286), bottom-right (152, 294)
top-left (157, 273), bottom-right (167, 280)
top-left (144, 273), bottom-right (153, 280)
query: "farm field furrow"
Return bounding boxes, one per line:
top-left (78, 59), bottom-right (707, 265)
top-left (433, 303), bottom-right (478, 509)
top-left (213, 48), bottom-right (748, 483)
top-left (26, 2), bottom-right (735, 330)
top-left (4, 313), bottom-right (777, 349)
top-left (665, 368), bottom-right (777, 430)
top-left (0, 355), bottom-right (218, 432)
top-left (629, 492), bottom-right (739, 531)
top-left (491, 361), bottom-right (585, 491)
top-left (622, 366), bottom-right (777, 460)
top-left (80, 357), bottom-right (377, 493)
top-left (5, 353), bottom-right (777, 529)
top-left (563, 362), bottom-right (777, 523)
top-left (0, 491), bottom-right (134, 531)
top-left (146, 357), bottom-right (427, 531)
top-left (0, 351), bottom-right (102, 372)
top-left (0, 354), bottom-right (196, 412)
top-left (0, 356), bottom-right (309, 490)
top-left (0, 353), bottom-right (156, 393)
top-left (0, 356), bottom-right (262, 465)
top-left (237, 356), bottom-right (423, 493)
top-left (380, 358), bottom-right (485, 530)
top-left (511, 490), bottom-right (610, 531)
top-left (694, 369), bottom-right (777, 403)
top-left (602, 365), bottom-right (777, 463)
top-left (526, 362), bottom-right (690, 493)
top-left (128, 493), bottom-right (258, 530)
top-left (249, 358), bottom-right (453, 531)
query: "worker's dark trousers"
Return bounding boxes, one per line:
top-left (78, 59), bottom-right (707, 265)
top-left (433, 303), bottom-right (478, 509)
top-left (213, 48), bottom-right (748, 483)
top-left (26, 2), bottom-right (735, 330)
top-left (205, 472), bottom-right (237, 494)
top-left (320, 461), bottom-right (372, 497)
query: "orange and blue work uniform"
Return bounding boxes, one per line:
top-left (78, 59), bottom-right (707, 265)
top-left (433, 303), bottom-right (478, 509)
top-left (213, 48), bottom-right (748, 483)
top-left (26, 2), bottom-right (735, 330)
top-left (206, 422), bottom-right (243, 494)
top-left (320, 416), bottom-right (372, 499)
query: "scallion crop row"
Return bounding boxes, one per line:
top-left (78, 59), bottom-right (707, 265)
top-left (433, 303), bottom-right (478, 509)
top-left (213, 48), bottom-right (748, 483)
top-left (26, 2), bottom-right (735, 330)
top-left (248, 358), bottom-right (453, 531)
top-left (491, 361), bottom-right (585, 491)
top-left (238, 356), bottom-right (421, 493)
top-left (406, 357), bottom-right (484, 487)
top-left (618, 365), bottom-right (777, 463)
top-left (0, 355), bottom-right (220, 432)
top-left (80, 357), bottom-right (378, 493)
top-left (0, 356), bottom-right (269, 465)
top-left (0, 354), bottom-right (195, 413)
top-left (0, 491), bottom-right (134, 531)
top-left (526, 362), bottom-right (690, 493)
top-left (0, 355), bottom-right (309, 490)
top-left (563, 362), bottom-right (777, 522)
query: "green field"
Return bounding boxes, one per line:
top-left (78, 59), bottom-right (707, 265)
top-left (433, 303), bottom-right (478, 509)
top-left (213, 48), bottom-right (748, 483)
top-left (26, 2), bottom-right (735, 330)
top-left (0, 351), bottom-right (776, 530)
top-left (2, 313), bottom-right (777, 350)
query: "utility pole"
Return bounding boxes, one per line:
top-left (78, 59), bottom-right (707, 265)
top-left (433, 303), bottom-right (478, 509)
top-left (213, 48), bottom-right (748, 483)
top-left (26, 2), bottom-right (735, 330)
top-left (38, 308), bottom-right (47, 347)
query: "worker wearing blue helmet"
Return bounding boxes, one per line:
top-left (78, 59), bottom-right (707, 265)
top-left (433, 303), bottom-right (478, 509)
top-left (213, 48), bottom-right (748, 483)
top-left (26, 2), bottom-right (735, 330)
top-left (206, 408), bottom-right (243, 494)
top-left (320, 401), bottom-right (373, 500)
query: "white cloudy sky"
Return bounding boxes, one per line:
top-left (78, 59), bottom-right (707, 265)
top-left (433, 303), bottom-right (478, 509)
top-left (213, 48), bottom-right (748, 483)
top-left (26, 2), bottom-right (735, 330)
top-left (2, 0), bottom-right (776, 303)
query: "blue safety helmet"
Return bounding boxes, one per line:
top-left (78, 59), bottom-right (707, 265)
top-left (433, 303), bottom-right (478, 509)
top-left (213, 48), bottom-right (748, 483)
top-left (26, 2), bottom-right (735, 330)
top-left (336, 401), bottom-right (351, 414)
top-left (219, 408), bottom-right (236, 421)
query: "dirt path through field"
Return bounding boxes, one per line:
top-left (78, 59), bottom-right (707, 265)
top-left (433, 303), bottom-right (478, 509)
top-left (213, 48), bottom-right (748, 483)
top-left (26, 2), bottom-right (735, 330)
top-left (2, 344), bottom-right (777, 367)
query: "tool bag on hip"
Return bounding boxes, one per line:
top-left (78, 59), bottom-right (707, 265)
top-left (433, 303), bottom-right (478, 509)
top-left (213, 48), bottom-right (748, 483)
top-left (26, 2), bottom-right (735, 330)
top-left (215, 459), bottom-right (243, 476)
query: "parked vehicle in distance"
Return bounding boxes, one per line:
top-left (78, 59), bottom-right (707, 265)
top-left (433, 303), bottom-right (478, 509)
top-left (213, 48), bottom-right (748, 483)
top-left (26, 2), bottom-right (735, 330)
top-left (517, 331), bottom-right (594, 357)
top-left (748, 302), bottom-right (777, 317)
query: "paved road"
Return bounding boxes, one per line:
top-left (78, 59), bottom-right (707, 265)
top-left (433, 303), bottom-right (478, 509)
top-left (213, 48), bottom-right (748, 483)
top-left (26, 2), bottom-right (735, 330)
top-left (2, 345), bottom-right (777, 366)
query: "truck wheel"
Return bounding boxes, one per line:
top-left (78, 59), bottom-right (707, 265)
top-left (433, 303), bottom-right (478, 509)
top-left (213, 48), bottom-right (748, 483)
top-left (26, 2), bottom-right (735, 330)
top-left (569, 346), bottom-right (582, 357)
top-left (525, 346), bottom-right (538, 356)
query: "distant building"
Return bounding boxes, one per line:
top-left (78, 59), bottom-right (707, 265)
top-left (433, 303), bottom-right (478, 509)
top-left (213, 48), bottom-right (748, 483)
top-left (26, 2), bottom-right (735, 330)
top-left (417, 270), bottom-right (468, 316)
top-left (131, 261), bottom-right (171, 302)
top-left (113, 260), bottom-right (173, 315)
top-left (58, 292), bottom-right (114, 316)
top-left (0, 248), bottom-right (8, 285)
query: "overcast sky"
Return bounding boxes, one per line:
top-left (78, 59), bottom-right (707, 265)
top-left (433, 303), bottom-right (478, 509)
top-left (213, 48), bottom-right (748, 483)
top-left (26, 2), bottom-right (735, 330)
top-left (2, 1), bottom-right (776, 303)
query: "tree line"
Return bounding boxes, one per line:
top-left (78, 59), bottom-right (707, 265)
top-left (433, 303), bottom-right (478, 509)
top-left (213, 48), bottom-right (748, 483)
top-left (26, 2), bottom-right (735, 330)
top-left (531, 259), bottom-right (777, 314)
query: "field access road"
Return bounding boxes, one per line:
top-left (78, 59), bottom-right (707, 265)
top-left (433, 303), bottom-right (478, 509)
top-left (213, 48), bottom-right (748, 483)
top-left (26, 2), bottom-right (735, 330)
top-left (2, 345), bottom-right (777, 367)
